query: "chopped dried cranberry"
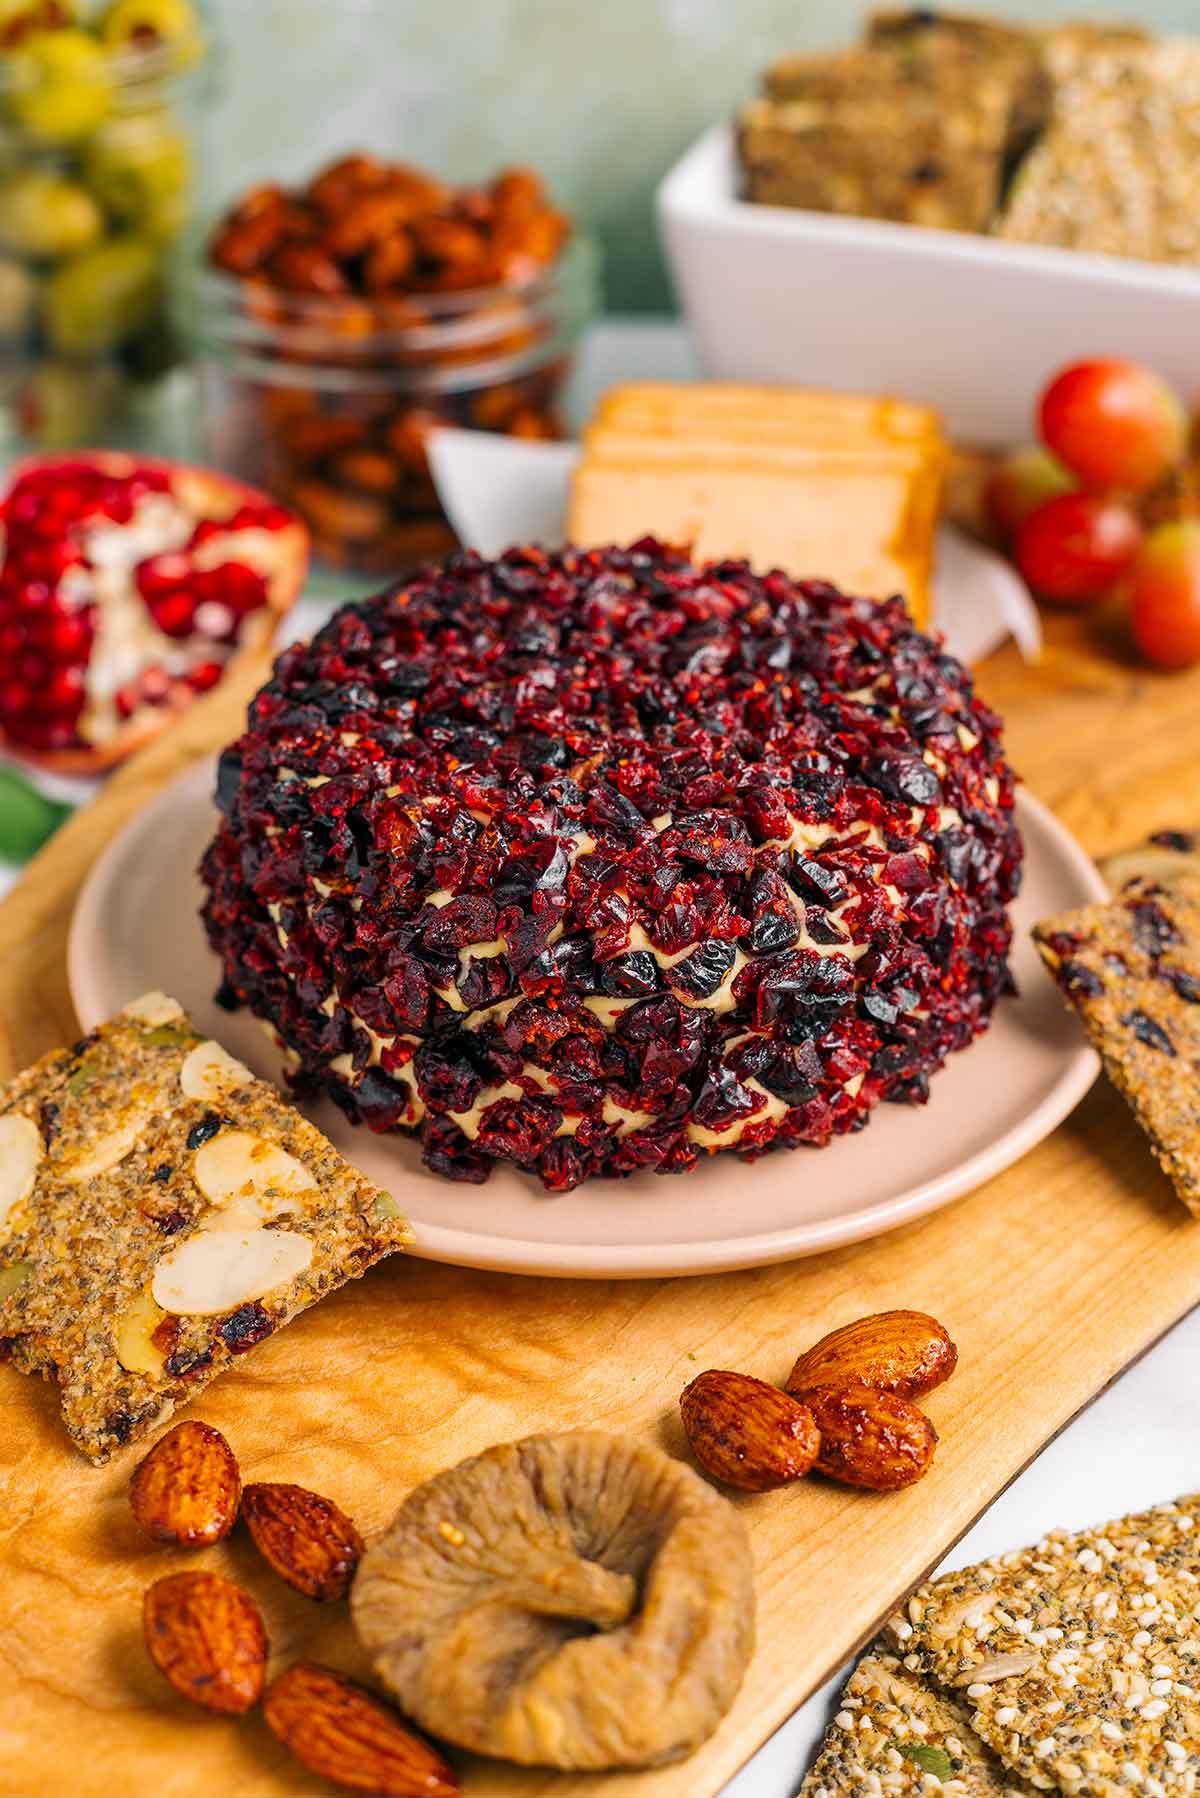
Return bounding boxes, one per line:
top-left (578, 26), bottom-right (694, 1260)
top-left (219, 1303), bottom-right (274, 1353)
top-left (1059, 960), bottom-right (1105, 997)
top-left (186, 1113), bottom-right (222, 1150)
top-left (1123, 1009), bottom-right (1175, 1055)
top-left (1130, 899), bottom-right (1180, 960)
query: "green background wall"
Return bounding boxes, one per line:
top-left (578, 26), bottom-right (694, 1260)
top-left (201, 1), bottom-right (1190, 310)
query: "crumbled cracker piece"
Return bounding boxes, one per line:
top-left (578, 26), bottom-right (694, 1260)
top-left (0, 993), bottom-right (411, 1462)
top-left (801, 1651), bottom-right (1033, 1796)
top-left (894, 1494), bottom-right (1200, 1795)
top-left (1034, 877), bottom-right (1200, 1217)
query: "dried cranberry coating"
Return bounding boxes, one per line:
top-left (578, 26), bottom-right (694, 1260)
top-left (200, 540), bottom-right (1022, 1191)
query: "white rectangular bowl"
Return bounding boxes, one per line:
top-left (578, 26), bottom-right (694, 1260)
top-left (657, 125), bottom-right (1200, 446)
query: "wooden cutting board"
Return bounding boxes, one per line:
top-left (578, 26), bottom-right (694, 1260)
top-left (4, 612), bottom-right (1200, 1798)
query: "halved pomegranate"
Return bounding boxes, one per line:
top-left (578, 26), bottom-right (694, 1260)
top-left (0, 451), bottom-right (308, 773)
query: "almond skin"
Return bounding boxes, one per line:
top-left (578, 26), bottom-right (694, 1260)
top-left (128, 1419), bottom-right (241, 1547)
top-left (242, 1481), bottom-right (365, 1601)
top-left (143, 1570), bottom-right (267, 1713)
top-left (798, 1383), bottom-right (937, 1491)
top-left (786, 1310), bottom-right (958, 1403)
top-left (680, 1368), bottom-right (820, 1492)
top-left (263, 1661), bottom-right (459, 1796)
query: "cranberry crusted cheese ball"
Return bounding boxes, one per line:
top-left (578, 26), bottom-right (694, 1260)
top-left (200, 542), bottom-right (1021, 1192)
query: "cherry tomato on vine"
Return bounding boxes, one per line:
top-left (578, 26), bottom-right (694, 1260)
top-left (1015, 492), bottom-right (1143, 605)
top-left (1129, 521), bottom-right (1200, 669)
top-left (985, 445), bottom-right (1076, 540)
top-left (1038, 359), bottom-right (1187, 494)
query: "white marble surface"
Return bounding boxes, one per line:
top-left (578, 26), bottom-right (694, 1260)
top-left (726, 1305), bottom-right (1200, 1794)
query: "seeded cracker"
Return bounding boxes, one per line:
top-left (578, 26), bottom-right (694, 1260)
top-left (800, 1651), bottom-right (1034, 1796)
top-left (1033, 876), bottom-right (1200, 1218)
top-left (891, 1495), bottom-right (1200, 1795)
top-left (0, 992), bottom-right (411, 1462)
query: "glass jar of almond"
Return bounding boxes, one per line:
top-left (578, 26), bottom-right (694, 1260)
top-left (175, 155), bottom-right (598, 578)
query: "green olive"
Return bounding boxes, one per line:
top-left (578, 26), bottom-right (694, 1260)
top-left (0, 255), bottom-right (34, 335)
top-left (0, 166), bottom-right (103, 257)
top-left (42, 233), bottom-right (160, 354)
top-left (82, 108), bottom-right (191, 239)
top-left (4, 29), bottom-right (112, 144)
top-left (19, 358), bottom-right (128, 446)
top-left (97, 0), bottom-right (202, 67)
top-left (0, 2), bottom-right (80, 31)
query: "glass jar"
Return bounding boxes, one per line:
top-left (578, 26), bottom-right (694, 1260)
top-left (175, 231), bottom-right (598, 578)
top-left (0, 3), bottom-right (210, 452)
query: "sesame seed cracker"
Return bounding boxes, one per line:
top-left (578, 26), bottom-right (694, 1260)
top-left (1034, 876), bottom-right (1200, 1219)
top-left (801, 1651), bottom-right (1035, 1795)
top-left (892, 1496), bottom-right (1200, 1794)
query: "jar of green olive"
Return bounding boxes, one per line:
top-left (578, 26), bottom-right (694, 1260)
top-left (0, 0), bottom-right (210, 450)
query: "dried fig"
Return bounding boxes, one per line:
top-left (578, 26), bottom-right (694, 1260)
top-left (351, 1431), bottom-right (755, 1770)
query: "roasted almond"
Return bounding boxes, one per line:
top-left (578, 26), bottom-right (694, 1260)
top-left (128, 1419), bottom-right (241, 1547)
top-left (263, 1661), bottom-right (459, 1796)
top-left (800, 1383), bottom-right (937, 1491)
top-left (787, 1310), bottom-right (958, 1402)
top-left (680, 1368), bottom-right (820, 1492)
top-left (242, 1480), bottom-right (365, 1601)
top-left (143, 1570), bottom-right (267, 1713)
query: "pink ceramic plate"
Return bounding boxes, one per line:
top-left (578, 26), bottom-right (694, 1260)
top-left (68, 759), bottom-right (1105, 1278)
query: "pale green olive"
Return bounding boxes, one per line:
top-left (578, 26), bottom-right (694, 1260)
top-left (82, 108), bottom-right (191, 238)
top-left (4, 29), bottom-right (112, 144)
top-left (42, 233), bottom-right (160, 354)
top-left (0, 2), bottom-right (80, 31)
top-left (19, 358), bottom-right (128, 447)
top-left (98, 0), bottom-right (202, 67)
top-left (0, 166), bottom-right (103, 257)
top-left (0, 255), bottom-right (35, 335)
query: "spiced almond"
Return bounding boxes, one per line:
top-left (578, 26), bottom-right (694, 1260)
top-left (263, 1662), bottom-right (459, 1796)
top-left (128, 1419), bottom-right (241, 1547)
top-left (680, 1369), bottom-right (820, 1492)
top-left (786, 1309), bottom-right (957, 1402)
top-left (802, 1383), bottom-right (937, 1491)
top-left (242, 1480), bottom-right (365, 1601)
top-left (143, 1570), bottom-right (267, 1714)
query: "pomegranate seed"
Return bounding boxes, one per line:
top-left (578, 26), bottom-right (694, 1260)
top-left (150, 590), bottom-right (199, 639)
top-left (198, 561), bottom-right (267, 616)
top-left (41, 613), bottom-right (92, 661)
top-left (43, 664), bottom-right (85, 718)
top-left (187, 660), bottom-right (224, 692)
top-left (136, 553), bottom-right (192, 601)
top-left (0, 678), bottom-right (29, 719)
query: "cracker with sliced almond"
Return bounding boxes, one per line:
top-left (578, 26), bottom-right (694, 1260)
top-left (0, 992), bottom-right (411, 1461)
